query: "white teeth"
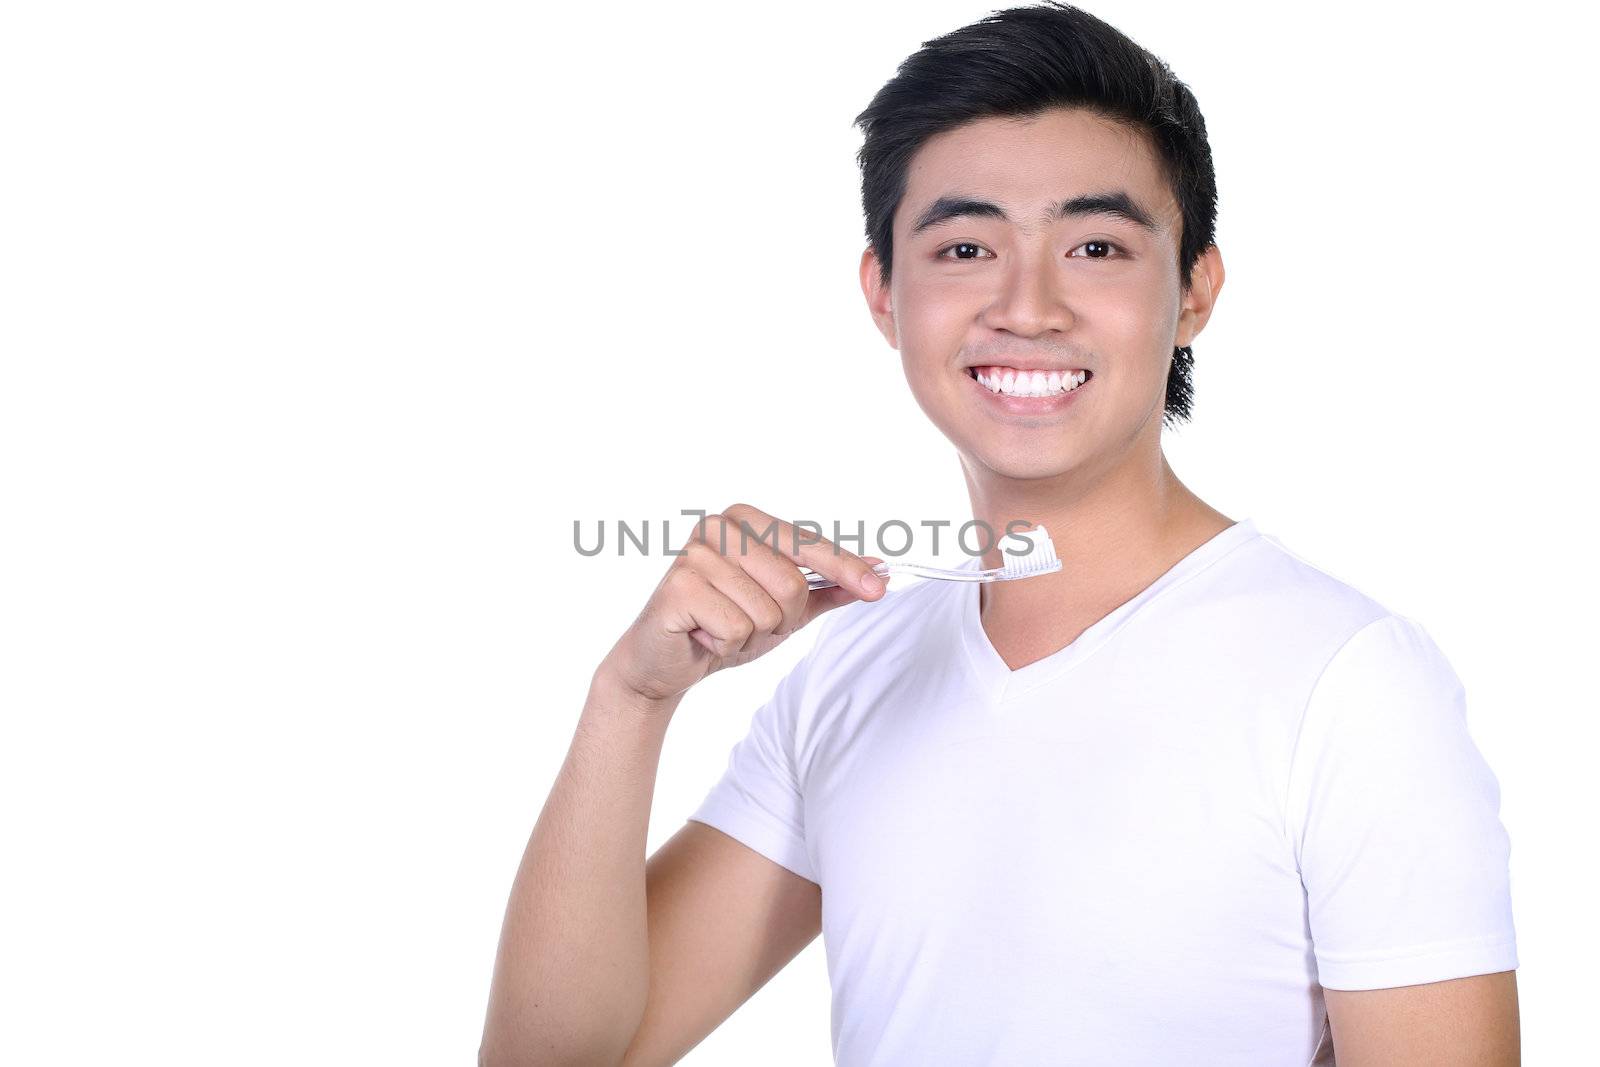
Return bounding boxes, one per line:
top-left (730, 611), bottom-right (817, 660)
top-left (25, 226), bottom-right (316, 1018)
top-left (973, 367), bottom-right (1088, 397)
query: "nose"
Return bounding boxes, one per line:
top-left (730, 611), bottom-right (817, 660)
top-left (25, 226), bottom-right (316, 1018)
top-left (979, 245), bottom-right (1075, 337)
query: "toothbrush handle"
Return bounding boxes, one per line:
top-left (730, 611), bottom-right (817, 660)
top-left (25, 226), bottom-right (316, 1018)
top-left (801, 561), bottom-right (891, 591)
top-left (801, 560), bottom-right (1026, 589)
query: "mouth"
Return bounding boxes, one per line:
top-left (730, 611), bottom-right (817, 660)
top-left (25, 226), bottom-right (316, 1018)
top-left (965, 364), bottom-right (1093, 398)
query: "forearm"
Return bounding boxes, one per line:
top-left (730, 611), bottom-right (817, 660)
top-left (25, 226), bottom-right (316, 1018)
top-left (480, 667), bottom-right (683, 1067)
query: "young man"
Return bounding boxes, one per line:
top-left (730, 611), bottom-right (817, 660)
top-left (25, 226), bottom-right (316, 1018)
top-left (480, 4), bottom-right (1519, 1065)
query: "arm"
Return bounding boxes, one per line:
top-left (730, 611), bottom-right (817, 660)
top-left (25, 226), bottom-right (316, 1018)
top-left (479, 505), bottom-right (880, 1067)
top-left (1288, 615), bottom-right (1520, 1062)
top-left (477, 668), bottom-right (682, 1067)
top-left (1324, 970), bottom-right (1520, 1066)
top-left (619, 822), bottom-right (821, 1066)
top-left (477, 667), bottom-right (822, 1067)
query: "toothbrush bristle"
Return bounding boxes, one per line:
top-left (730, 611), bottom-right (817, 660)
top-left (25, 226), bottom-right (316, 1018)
top-left (1000, 526), bottom-right (1061, 576)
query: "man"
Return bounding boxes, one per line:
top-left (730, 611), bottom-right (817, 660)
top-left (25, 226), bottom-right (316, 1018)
top-left (479, 4), bottom-right (1520, 1064)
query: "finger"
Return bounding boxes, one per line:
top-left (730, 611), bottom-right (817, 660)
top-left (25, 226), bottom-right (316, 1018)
top-left (680, 539), bottom-right (788, 644)
top-left (710, 515), bottom-right (886, 633)
top-left (712, 533), bottom-right (869, 637)
top-left (694, 509), bottom-right (882, 630)
top-left (658, 566), bottom-right (756, 660)
top-left (718, 503), bottom-right (884, 599)
top-left (722, 538), bottom-right (815, 637)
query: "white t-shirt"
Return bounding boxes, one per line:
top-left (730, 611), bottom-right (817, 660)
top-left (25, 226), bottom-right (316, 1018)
top-left (688, 517), bottom-right (1518, 1066)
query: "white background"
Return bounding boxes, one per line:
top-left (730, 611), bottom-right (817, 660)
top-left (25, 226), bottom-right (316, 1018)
top-left (3, 1), bottom-right (1594, 1062)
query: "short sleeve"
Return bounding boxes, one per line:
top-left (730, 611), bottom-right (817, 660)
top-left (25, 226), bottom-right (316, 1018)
top-left (686, 617), bottom-right (834, 884)
top-left (1285, 613), bottom-right (1518, 990)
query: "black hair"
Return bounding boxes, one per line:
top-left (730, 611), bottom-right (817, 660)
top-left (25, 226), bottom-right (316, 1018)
top-left (852, 2), bottom-right (1218, 427)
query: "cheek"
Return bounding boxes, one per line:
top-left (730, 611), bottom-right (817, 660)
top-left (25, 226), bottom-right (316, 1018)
top-left (889, 307), bottom-right (975, 433)
top-left (1088, 272), bottom-right (1181, 364)
top-left (893, 281), bottom-right (974, 369)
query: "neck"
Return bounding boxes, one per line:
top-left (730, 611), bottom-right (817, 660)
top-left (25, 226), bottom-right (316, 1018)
top-left (962, 440), bottom-right (1232, 622)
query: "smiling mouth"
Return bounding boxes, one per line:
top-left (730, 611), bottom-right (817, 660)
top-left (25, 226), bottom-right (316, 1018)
top-left (966, 365), bottom-right (1093, 398)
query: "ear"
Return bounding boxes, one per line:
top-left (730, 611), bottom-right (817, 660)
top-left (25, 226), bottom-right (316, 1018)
top-left (859, 245), bottom-right (899, 350)
top-left (1175, 243), bottom-right (1225, 348)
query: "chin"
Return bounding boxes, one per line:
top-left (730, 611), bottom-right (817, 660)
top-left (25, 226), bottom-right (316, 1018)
top-left (966, 442), bottom-right (1086, 482)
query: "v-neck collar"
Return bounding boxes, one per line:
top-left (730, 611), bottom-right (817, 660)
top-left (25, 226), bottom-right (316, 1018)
top-left (958, 517), bottom-right (1261, 704)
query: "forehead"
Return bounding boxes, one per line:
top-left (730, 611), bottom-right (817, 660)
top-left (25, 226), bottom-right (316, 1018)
top-left (898, 107), bottom-right (1178, 235)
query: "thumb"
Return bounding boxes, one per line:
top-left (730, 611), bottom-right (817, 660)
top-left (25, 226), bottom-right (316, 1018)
top-left (799, 556), bottom-right (887, 627)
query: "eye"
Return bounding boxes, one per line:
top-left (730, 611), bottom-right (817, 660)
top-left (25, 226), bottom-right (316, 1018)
top-left (935, 241), bottom-right (994, 261)
top-left (1070, 239), bottom-right (1126, 259)
top-left (935, 239), bottom-right (1128, 262)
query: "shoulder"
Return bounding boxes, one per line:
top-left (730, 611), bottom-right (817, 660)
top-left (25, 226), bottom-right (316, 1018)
top-left (1191, 526), bottom-right (1417, 661)
top-left (1239, 528), bottom-right (1396, 620)
top-left (1140, 522), bottom-right (1469, 712)
top-left (1307, 611), bottom-right (1466, 714)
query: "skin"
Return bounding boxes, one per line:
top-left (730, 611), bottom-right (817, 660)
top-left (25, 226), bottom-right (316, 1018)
top-left (481, 103), bottom-right (1518, 1067)
top-left (1323, 972), bottom-right (1521, 1065)
top-left (861, 106), bottom-right (1233, 668)
top-left (860, 105), bottom-right (1519, 1063)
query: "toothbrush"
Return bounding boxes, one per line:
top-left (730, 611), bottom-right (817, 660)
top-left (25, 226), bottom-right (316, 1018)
top-left (798, 525), bottom-right (1061, 590)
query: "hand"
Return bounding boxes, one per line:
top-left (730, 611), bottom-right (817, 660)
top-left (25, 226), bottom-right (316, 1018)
top-left (596, 503), bottom-right (886, 705)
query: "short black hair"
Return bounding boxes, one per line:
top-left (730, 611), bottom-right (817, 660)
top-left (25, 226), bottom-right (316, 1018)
top-left (852, 2), bottom-right (1219, 427)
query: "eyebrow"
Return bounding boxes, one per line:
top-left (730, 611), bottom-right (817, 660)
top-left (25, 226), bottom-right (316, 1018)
top-left (908, 190), bottom-right (1161, 237)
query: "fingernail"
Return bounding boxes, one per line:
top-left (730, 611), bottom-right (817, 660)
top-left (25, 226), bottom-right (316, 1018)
top-left (860, 572), bottom-right (883, 595)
